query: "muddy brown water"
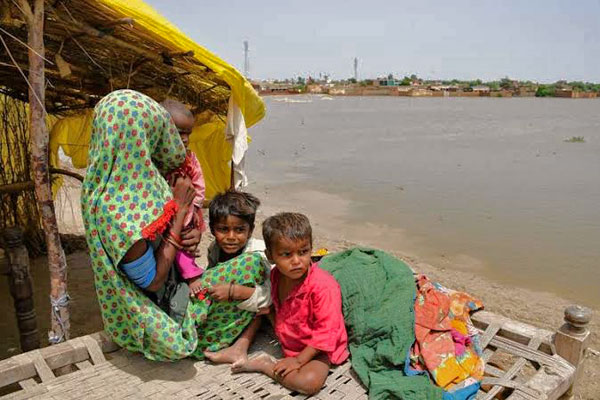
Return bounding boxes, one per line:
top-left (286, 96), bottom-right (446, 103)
top-left (249, 95), bottom-right (600, 307)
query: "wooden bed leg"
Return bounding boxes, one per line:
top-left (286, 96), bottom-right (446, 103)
top-left (3, 226), bottom-right (40, 352)
top-left (554, 305), bottom-right (592, 398)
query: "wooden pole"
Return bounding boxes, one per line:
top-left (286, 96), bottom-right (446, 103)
top-left (230, 159), bottom-right (235, 190)
top-left (3, 227), bottom-right (39, 352)
top-left (554, 305), bottom-right (592, 397)
top-left (0, 168), bottom-right (85, 195)
top-left (19, 0), bottom-right (70, 344)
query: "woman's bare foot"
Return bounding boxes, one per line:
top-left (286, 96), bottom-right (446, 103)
top-left (231, 352), bottom-right (276, 374)
top-left (204, 340), bottom-right (249, 367)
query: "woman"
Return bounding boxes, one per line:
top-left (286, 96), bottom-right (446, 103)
top-left (82, 89), bottom-right (265, 361)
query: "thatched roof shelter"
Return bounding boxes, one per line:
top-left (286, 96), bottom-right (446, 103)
top-left (1, 0), bottom-right (266, 222)
top-left (0, 0), bottom-right (264, 121)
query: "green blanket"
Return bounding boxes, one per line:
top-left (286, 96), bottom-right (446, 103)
top-left (320, 248), bottom-right (443, 400)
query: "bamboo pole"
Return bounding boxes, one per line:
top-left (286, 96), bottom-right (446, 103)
top-left (19, 0), bottom-right (70, 344)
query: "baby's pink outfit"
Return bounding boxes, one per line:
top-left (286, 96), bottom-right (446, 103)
top-left (167, 151), bottom-right (206, 280)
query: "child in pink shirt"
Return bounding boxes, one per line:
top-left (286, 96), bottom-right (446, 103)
top-left (162, 100), bottom-right (206, 293)
top-left (237, 212), bottom-right (348, 395)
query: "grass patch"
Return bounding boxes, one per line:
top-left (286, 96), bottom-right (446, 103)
top-left (564, 136), bottom-right (585, 143)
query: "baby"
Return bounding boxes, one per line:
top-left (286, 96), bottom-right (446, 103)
top-left (238, 212), bottom-right (349, 395)
top-left (162, 99), bottom-right (206, 293)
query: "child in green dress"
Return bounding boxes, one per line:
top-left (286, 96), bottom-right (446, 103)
top-left (202, 190), bottom-right (272, 368)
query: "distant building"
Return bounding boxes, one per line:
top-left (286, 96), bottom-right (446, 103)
top-left (516, 87), bottom-right (537, 97)
top-left (374, 77), bottom-right (403, 87)
top-left (258, 82), bottom-right (298, 94)
top-left (429, 85), bottom-right (451, 91)
top-left (306, 84), bottom-right (324, 94)
top-left (472, 85), bottom-right (490, 93)
top-left (396, 87), bottom-right (433, 97)
top-left (329, 87), bottom-right (347, 95)
top-left (250, 81), bottom-right (261, 92)
top-left (396, 86), bottom-right (413, 96)
top-left (487, 90), bottom-right (513, 98)
top-left (555, 89), bottom-right (598, 98)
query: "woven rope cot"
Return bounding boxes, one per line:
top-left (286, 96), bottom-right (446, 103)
top-left (0, 308), bottom-right (588, 400)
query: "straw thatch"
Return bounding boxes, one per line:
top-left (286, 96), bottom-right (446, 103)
top-left (0, 0), bottom-right (232, 116)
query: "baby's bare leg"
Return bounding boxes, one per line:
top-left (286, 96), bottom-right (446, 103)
top-left (204, 317), bottom-right (262, 367)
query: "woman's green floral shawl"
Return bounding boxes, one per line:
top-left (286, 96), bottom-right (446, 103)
top-left (81, 89), bottom-right (199, 360)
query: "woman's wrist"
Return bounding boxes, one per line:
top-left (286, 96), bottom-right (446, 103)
top-left (232, 285), bottom-right (254, 301)
top-left (174, 200), bottom-right (190, 215)
top-left (170, 205), bottom-right (188, 229)
top-left (163, 230), bottom-right (183, 250)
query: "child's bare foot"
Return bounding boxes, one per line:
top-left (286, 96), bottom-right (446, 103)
top-left (188, 277), bottom-right (203, 296)
top-left (204, 340), bottom-right (248, 367)
top-left (231, 352), bottom-right (276, 374)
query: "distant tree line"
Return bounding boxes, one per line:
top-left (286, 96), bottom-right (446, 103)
top-left (534, 81), bottom-right (600, 97)
top-left (268, 75), bottom-right (600, 96)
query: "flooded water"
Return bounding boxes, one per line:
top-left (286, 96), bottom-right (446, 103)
top-left (248, 96), bottom-right (600, 306)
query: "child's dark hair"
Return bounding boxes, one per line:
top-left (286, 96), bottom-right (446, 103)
top-left (262, 212), bottom-right (313, 249)
top-left (209, 190), bottom-right (261, 232)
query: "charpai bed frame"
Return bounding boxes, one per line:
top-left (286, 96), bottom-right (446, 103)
top-left (0, 305), bottom-right (591, 399)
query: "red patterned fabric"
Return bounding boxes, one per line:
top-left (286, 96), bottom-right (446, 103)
top-left (410, 275), bottom-right (485, 389)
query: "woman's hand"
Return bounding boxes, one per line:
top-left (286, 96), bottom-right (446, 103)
top-left (172, 176), bottom-right (195, 209)
top-left (208, 283), bottom-right (231, 302)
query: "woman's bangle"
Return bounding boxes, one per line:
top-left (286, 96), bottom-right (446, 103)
top-left (164, 235), bottom-right (182, 250)
top-left (165, 230), bottom-right (183, 248)
top-left (169, 231), bottom-right (182, 243)
top-left (228, 282), bottom-right (234, 302)
top-left (164, 234), bottom-right (182, 250)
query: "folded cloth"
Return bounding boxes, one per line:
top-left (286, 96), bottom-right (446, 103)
top-left (320, 248), bottom-right (443, 400)
top-left (409, 275), bottom-right (484, 391)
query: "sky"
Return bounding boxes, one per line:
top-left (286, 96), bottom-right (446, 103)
top-left (145, 0), bottom-right (600, 82)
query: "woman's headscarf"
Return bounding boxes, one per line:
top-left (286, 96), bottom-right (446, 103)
top-left (82, 89), bottom-right (186, 263)
top-left (82, 89), bottom-right (198, 360)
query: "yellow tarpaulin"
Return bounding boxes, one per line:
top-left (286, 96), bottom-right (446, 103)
top-left (48, 0), bottom-right (265, 200)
